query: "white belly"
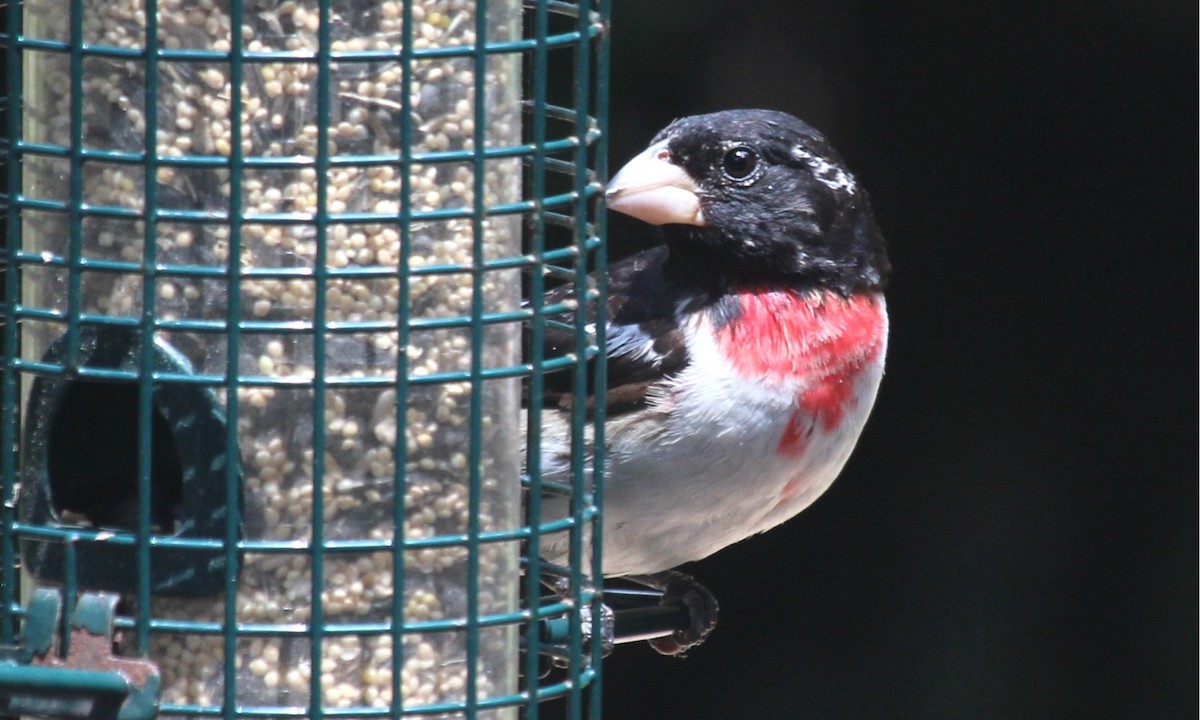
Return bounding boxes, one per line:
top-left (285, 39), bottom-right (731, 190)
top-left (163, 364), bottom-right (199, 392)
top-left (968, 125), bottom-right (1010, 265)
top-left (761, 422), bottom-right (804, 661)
top-left (540, 297), bottom-right (888, 577)
top-left (598, 346), bottom-right (884, 575)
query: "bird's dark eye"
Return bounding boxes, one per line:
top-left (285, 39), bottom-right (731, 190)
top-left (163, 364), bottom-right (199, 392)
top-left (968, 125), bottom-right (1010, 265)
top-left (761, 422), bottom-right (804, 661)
top-left (721, 146), bottom-right (759, 181)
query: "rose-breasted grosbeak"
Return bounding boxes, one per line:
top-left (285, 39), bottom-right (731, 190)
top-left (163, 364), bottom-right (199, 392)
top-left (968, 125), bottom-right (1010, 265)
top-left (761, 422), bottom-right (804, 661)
top-left (535, 109), bottom-right (890, 654)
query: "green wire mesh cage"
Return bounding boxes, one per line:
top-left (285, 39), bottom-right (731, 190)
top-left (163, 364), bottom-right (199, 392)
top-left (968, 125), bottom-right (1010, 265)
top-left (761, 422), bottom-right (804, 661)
top-left (0, 0), bottom-right (610, 717)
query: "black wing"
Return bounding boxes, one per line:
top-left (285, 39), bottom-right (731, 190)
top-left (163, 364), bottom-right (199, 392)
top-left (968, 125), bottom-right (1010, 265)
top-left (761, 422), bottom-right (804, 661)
top-left (529, 245), bottom-right (690, 416)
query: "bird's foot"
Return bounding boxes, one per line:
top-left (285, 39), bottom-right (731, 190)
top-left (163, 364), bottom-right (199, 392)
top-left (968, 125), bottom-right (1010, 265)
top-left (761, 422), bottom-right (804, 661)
top-left (626, 570), bottom-right (719, 656)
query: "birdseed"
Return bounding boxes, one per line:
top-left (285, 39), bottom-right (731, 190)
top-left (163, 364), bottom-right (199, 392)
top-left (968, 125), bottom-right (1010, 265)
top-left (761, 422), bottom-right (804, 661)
top-left (20, 0), bottom-right (523, 716)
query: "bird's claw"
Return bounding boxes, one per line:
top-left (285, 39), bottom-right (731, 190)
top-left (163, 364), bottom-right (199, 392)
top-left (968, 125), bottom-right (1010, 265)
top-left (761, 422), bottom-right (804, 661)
top-left (532, 560), bottom-right (719, 657)
top-left (627, 570), bottom-right (720, 656)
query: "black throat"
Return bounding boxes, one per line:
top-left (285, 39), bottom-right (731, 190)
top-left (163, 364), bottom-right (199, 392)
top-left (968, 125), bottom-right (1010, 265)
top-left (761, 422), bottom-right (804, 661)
top-left (659, 213), bottom-right (890, 299)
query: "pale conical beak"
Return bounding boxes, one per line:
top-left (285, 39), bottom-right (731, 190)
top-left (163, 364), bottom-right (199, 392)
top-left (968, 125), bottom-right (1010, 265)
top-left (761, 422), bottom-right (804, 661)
top-left (605, 139), bottom-right (706, 226)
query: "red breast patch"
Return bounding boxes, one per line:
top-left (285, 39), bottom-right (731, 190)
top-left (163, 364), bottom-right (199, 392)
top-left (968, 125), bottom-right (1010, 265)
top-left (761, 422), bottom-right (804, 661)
top-left (715, 290), bottom-right (886, 455)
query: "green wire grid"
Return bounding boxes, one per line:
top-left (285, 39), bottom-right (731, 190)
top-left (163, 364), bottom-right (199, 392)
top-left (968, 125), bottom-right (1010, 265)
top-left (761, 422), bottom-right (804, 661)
top-left (0, 0), bottom-right (611, 717)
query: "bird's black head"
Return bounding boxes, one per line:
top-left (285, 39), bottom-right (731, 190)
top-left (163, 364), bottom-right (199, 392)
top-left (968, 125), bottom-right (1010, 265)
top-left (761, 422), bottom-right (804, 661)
top-left (607, 109), bottom-right (890, 295)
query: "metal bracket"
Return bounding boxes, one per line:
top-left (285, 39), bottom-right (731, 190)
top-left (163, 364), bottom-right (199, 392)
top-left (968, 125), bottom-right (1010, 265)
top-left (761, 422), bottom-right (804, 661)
top-left (602, 585), bottom-right (692, 645)
top-left (531, 559), bottom-right (692, 667)
top-left (0, 588), bottom-right (160, 720)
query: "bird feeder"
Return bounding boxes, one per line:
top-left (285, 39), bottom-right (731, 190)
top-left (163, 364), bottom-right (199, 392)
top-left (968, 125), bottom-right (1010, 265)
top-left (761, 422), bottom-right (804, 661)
top-left (1, 0), bottom-right (609, 717)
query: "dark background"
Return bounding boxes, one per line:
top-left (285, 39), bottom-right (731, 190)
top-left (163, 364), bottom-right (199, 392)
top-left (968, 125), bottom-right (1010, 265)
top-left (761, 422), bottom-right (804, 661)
top-left (582, 1), bottom-right (1197, 718)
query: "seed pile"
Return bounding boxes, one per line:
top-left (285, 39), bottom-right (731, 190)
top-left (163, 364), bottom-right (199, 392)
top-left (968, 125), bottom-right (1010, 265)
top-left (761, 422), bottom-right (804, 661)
top-left (22, 0), bottom-right (523, 716)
